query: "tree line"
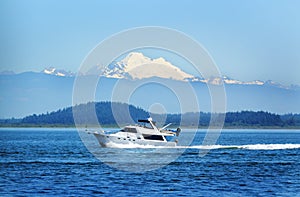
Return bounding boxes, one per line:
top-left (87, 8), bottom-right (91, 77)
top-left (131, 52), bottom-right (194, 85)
top-left (0, 102), bottom-right (299, 128)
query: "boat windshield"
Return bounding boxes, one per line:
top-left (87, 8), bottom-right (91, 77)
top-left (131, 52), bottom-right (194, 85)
top-left (139, 122), bottom-right (154, 129)
top-left (138, 119), bottom-right (156, 129)
top-left (122, 127), bottom-right (137, 133)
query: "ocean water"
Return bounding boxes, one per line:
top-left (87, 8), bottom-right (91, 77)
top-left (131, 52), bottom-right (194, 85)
top-left (0, 128), bottom-right (299, 196)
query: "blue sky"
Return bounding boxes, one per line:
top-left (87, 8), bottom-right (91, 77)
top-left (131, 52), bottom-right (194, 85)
top-left (1, 0), bottom-right (300, 85)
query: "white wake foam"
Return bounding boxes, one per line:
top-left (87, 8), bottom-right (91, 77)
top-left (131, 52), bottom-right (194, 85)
top-left (188, 144), bottom-right (300, 150)
top-left (106, 143), bottom-right (300, 150)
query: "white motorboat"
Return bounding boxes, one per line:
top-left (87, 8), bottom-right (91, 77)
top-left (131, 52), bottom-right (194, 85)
top-left (92, 118), bottom-right (181, 147)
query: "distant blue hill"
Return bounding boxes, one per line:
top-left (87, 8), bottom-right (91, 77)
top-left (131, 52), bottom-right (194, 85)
top-left (0, 72), bottom-right (299, 118)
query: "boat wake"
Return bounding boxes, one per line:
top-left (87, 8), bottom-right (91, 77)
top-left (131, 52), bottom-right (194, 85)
top-left (188, 144), bottom-right (300, 150)
top-left (105, 143), bottom-right (300, 150)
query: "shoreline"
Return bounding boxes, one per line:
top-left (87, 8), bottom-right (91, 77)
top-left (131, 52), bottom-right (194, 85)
top-left (1, 125), bottom-right (300, 130)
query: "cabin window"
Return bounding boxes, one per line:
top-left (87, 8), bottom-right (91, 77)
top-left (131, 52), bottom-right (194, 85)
top-left (124, 128), bottom-right (137, 133)
top-left (142, 134), bottom-right (164, 141)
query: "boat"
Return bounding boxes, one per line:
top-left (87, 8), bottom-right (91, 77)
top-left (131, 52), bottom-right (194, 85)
top-left (92, 117), bottom-right (181, 147)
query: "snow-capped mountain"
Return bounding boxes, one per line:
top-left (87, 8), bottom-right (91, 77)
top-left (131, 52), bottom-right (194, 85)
top-left (42, 67), bottom-right (74, 77)
top-left (38, 53), bottom-right (295, 89)
top-left (102, 52), bottom-right (195, 81)
top-left (101, 52), bottom-right (267, 86)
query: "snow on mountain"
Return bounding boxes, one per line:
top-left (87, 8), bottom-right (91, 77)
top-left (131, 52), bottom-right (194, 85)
top-left (102, 52), bottom-right (269, 86)
top-left (37, 53), bottom-right (296, 89)
top-left (190, 75), bottom-right (265, 86)
top-left (223, 76), bottom-right (264, 86)
top-left (42, 67), bottom-right (74, 77)
top-left (102, 52), bottom-right (195, 81)
top-left (264, 80), bottom-right (291, 90)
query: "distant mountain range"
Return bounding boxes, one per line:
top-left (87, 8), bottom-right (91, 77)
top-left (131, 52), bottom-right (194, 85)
top-left (39, 52), bottom-right (298, 89)
top-left (0, 52), bottom-right (299, 118)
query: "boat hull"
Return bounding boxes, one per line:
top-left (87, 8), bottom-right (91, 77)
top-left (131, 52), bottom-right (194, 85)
top-left (93, 133), bottom-right (177, 148)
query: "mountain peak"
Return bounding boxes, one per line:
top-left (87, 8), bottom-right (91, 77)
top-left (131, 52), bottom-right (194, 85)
top-left (42, 67), bottom-right (74, 77)
top-left (102, 52), bottom-right (195, 81)
top-left (121, 52), bottom-right (151, 69)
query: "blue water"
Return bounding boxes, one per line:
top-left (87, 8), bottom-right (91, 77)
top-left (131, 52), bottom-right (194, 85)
top-left (0, 128), bottom-right (299, 196)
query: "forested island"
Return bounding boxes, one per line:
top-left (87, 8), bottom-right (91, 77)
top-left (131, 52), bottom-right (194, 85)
top-left (0, 102), bottom-right (299, 128)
